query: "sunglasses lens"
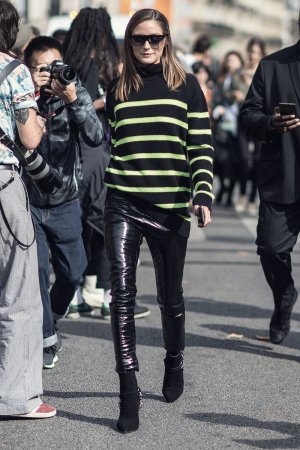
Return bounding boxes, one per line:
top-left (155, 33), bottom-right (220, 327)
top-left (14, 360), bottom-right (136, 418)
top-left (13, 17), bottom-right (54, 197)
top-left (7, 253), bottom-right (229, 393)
top-left (130, 35), bottom-right (166, 47)
top-left (149, 35), bottom-right (164, 45)
top-left (131, 35), bottom-right (146, 45)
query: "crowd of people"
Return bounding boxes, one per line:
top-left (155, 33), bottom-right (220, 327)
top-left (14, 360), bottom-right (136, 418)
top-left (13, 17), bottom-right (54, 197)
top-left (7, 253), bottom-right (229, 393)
top-left (0, 0), bottom-right (299, 435)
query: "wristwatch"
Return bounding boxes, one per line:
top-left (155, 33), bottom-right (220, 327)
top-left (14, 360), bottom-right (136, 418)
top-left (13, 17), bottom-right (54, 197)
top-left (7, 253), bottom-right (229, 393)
top-left (66, 97), bottom-right (81, 108)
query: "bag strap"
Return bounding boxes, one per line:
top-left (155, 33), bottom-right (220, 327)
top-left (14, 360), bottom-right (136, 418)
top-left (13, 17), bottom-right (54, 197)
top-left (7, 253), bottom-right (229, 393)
top-left (0, 59), bottom-right (22, 86)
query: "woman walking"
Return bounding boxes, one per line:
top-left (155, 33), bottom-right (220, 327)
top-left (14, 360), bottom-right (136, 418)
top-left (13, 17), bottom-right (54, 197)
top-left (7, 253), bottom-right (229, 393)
top-left (104, 8), bottom-right (214, 433)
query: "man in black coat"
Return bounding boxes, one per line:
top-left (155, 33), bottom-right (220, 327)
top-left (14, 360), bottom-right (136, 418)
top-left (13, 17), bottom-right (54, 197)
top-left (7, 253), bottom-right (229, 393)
top-left (239, 16), bottom-right (300, 345)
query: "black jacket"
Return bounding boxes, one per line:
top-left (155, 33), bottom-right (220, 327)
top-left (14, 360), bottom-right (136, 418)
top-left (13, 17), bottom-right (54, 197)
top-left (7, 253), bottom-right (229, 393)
top-left (27, 83), bottom-right (103, 207)
top-left (239, 42), bottom-right (300, 204)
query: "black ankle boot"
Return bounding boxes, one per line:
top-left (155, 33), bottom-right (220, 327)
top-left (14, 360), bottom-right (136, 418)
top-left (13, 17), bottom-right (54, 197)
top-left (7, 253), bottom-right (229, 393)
top-left (117, 389), bottom-right (142, 433)
top-left (270, 288), bottom-right (298, 345)
top-left (117, 371), bottom-right (142, 433)
top-left (162, 352), bottom-right (184, 403)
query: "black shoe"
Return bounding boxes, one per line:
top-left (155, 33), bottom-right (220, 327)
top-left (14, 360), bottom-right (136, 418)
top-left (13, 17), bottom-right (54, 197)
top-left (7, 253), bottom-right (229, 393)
top-left (52, 320), bottom-right (62, 354)
top-left (43, 346), bottom-right (58, 369)
top-left (162, 352), bottom-right (184, 403)
top-left (270, 288), bottom-right (298, 345)
top-left (117, 389), bottom-right (142, 433)
top-left (67, 301), bottom-right (95, 319)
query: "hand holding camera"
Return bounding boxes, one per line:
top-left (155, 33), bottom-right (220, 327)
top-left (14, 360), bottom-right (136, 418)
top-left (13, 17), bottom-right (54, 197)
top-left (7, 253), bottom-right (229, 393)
top-left (38, 60), bottom-right (77, 103)
top-left (31, 63), bottom-right (51, 91)
top-left (271, 103), bottom-right (300, 134)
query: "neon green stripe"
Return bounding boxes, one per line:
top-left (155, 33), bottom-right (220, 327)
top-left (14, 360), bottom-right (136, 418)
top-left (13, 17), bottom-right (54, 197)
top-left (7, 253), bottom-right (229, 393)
top-left (114, 99), bottom-right (187, 113)
top-left (194, 180), bottom-right (213, 191)
top-left (194, 190), bottom-right (215, 199)
top-left (178, 214), bottom-right (191, 222)
top-left (109, 119), bottom-right (116, 128)
top-left (189, 156), bottom-right (213, 165)
top-left (188, 129), bottom-right (212, 135)
top-left (187, 144), bottom-right (214, 151)
top-left (111, 138), bottom-right (116, 145)
top-left (154, 202), bottom-right (189, 209)
top-left (187, 112), bottom-right (209, 119)
top-left (105, 183), bottom-right (190, 193)
top-left (115, 116), bottom-right (188, 130)
top-left (192, 169), bottom-right (213, 179)
top-left (106, 168), bottom-right (190, 177)
top-left (112, 153), bottom-right (186, 161)
top-left (115, 135), bottom-right (186, 147)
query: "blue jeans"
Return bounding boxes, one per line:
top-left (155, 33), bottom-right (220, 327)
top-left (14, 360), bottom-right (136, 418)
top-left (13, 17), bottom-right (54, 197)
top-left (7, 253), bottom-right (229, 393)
top-left (31, 199), bottom-right (87, 347)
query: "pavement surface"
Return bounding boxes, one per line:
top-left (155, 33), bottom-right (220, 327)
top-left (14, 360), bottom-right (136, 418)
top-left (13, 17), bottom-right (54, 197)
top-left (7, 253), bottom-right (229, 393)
top-left (1, 205), bottom-right (300, 450)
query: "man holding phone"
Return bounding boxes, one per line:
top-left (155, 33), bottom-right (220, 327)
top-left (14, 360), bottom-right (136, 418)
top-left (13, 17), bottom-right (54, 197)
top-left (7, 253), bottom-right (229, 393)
top-left (239, 13), bottom-right (300, 346)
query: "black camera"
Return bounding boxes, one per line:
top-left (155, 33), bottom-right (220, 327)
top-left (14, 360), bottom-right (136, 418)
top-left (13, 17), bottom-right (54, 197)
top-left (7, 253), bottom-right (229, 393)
top-left (40, 60), bottom-right (77, 85)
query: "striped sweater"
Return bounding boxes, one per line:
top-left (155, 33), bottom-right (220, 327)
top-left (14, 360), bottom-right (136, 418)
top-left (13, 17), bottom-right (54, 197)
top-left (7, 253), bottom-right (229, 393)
top-left (105, 64), bottom-right (214, 236)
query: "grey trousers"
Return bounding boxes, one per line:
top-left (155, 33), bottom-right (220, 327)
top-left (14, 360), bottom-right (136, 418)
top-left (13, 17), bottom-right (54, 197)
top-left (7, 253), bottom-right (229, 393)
top-left (0, 170), bottom-right (43, 415)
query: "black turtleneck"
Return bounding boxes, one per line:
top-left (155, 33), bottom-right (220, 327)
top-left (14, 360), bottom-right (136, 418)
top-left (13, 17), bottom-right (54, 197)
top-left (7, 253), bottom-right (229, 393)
top-left (136, 62), bottom-right (164, 78)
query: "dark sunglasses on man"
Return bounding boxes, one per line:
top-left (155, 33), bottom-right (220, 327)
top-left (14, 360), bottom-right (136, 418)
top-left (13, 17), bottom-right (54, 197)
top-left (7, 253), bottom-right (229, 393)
top-left (130, 34), bottom-right (167, 48)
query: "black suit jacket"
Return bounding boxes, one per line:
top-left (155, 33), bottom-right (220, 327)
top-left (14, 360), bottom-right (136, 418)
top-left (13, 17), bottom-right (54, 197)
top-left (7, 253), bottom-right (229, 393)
top-left (239, 42), bottom-right (300, 204)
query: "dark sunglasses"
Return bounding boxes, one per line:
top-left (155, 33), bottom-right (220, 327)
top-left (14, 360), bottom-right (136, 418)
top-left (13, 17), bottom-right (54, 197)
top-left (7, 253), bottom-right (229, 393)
top-left (130, 34), bottom-right (167, 47)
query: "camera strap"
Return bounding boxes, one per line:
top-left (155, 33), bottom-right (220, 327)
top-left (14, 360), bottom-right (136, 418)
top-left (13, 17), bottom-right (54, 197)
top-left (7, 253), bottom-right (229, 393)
top-left (0, 59), bottom-right (22, 85)
top-left (0, 126), bottom-right (28, 166)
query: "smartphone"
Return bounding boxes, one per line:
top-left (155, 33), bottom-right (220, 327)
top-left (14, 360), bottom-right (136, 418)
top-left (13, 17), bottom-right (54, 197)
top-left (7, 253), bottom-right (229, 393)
top-left (278, 102), bottom-right (297, 116)
top-left (197, 206), bottom-right (206, 227)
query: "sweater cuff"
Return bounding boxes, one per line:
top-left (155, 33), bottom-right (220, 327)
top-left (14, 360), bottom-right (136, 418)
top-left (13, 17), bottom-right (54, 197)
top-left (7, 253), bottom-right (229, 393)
top-left (193, 192), bottom-right (213, 209)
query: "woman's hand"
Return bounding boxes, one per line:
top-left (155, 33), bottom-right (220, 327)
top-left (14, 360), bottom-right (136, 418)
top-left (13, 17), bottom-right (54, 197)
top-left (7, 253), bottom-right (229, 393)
top-left (194, 205), bottom-right (212, 228)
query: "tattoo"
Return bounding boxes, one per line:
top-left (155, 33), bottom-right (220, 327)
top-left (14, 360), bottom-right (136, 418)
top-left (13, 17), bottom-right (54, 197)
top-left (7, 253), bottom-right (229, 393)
top-left (15, 109), bottom-right (29, 125)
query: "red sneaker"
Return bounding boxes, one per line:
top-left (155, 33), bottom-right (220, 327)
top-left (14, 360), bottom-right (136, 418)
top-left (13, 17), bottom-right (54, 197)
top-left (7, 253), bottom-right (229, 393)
top-left (13, 403), bottom-right (56, 419)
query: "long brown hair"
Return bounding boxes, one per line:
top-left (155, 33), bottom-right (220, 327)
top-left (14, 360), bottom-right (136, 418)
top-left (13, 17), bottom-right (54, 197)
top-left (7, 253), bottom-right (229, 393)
top-left (115, 8), bottom-right (185, 101)
top-left (0, 0), bottom-right (19, 53)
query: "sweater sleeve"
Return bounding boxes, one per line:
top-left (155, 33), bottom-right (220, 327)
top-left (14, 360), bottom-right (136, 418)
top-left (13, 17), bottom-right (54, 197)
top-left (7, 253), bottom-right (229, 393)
top-left (186, 74), bottom-right (214, 209)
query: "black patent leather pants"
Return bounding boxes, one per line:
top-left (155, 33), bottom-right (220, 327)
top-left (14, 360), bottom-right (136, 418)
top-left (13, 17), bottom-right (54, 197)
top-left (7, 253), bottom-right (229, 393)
top-left (104, 193), bottom-right (187, 373)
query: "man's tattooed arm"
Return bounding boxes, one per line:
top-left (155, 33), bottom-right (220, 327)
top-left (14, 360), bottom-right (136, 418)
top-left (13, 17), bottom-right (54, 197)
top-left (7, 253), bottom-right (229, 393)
top-left (15, 109), bottom-right (29, 125)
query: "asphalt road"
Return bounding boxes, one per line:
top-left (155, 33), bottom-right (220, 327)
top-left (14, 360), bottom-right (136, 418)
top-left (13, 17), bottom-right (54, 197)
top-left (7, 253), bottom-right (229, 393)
top-left (1, 205), bottom-right (300, 450)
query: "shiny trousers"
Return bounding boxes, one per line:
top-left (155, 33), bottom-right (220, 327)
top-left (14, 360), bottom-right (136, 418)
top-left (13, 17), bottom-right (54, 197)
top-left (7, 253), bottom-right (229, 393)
top-left (104, 194), bottom-right (187, 373)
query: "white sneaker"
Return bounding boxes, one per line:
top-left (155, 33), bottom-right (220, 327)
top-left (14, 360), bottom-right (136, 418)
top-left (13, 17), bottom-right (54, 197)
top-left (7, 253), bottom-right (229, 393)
top-left (247, 203), bottom-right (257, 216)
top-left (235, 195), bottom-right (247, 213)
top-left (81, 275), bottom-right (104, 308)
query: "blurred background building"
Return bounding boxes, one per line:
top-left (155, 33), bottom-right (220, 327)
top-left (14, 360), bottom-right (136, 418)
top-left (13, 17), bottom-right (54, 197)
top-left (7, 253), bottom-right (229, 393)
top-left (15, 0), bottom-right (300, 56)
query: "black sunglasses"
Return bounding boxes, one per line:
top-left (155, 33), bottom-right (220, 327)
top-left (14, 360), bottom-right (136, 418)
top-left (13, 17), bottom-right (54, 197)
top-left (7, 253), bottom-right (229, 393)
top-left (130, 34), bottom-right (167, 47)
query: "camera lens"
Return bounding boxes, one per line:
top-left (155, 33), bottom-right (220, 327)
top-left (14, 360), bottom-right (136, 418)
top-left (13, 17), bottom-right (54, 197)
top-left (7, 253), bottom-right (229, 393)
top-left (57, 66), bottom-right (77, 85)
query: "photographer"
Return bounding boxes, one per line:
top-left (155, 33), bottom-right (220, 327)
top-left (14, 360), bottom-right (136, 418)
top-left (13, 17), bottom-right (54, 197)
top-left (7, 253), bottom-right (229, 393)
top-left (0, 0), bottom-right (55, 418)
top-left (23, 36), bottom-right (103, 369)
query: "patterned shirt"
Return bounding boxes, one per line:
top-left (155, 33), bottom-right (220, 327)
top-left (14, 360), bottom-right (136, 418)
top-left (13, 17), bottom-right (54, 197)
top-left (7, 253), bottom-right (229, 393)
top-left (0, 52), bottom-right (37, 164)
